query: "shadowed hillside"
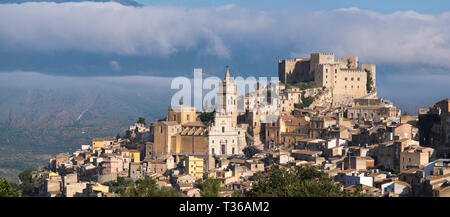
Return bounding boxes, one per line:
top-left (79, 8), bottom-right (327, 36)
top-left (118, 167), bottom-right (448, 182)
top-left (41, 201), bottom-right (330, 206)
top-left (0, 72), bottom-right (173, 181)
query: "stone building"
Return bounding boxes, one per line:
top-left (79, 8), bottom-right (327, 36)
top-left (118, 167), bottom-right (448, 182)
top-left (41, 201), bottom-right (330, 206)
top-left (186, 156), bottom-right (204, 179)
top-left (400, 146), bottom-right (434, 172)
top-left (170, 122), bottom-right (208, 156)
top-left (151, 67), bottom-right (248, 158)
top-left (278, 52), bottom-right (377, 106)
top-left (418, 98), bottom-right (450, 158)
top-left (208, 67), bottom-right (247, 156)
top-left (346, 98), bottom-right (401, 122)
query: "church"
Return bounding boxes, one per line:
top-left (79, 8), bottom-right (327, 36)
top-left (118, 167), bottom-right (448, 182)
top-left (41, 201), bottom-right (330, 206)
top-left (207, 66), bottom-right (247, 156)
top-left (151, 66), bottom-right (248, 158)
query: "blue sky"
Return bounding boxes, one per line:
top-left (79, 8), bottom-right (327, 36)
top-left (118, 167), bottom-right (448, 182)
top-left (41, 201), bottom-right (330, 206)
top-left (137, 0), bottom-right (450, 14)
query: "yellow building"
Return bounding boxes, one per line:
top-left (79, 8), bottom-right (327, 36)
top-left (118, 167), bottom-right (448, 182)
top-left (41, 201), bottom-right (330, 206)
top-left (92, 183), bottom-right (109, 193)
top-left (129, 150), bottom-right (141, 163)
top-left (92, 138), bottom-right (115, 150)
top-left (49, 172), bottom-right (59, 178)
top-left (186, 156), bottom-right (204, 179)
top-left (167, 105), bottom-right (197, 124)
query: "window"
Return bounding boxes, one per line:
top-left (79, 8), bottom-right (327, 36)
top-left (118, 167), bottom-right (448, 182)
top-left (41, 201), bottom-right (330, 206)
top-left (335, 69), bottom-right (337, 73)
top-left (173, 115), bottom-right (176, 121)
top-left (357, 77), bottom-right (360, 81)
top-left (345, 77), bottom-right (347, 81)
top-left (212, 148), bottom-right (215, 155)
top-left (222, 127), bottom-right (225, 133)
top-left (326, 69), bottom-right (328, 73)
top-left (187, 115), bottom-right (190, 121)
top-left (351, 77), bottom-right (354, 81)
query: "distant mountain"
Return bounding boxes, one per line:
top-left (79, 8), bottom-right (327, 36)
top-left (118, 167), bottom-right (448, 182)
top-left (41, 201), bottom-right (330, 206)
top-left (0, 72), bottom-right (174, 181)
top-left (0, 0), bottom-right (142, 7)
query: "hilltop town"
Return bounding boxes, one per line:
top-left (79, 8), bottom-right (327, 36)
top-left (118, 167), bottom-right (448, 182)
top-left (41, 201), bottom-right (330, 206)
top-left (32, 52), bottom-right (450, 197)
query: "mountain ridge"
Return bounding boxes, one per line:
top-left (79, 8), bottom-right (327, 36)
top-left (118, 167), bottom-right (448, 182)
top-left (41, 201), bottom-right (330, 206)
top-left (0, 0), bottom-right (142, 7)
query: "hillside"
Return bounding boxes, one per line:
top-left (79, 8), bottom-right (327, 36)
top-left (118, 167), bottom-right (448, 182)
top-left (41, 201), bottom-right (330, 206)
top-left (0, 72), bottom-right (173, 181)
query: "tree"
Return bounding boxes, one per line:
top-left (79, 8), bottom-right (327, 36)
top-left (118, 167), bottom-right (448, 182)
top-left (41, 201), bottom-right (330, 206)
top-left (103, 177), bottom-right (135, 196)
top-left (199, 177), bottom-right (221, 197)
top-left (239, 166), bottom-right (370, 197)
top-left (0, 178), bottom-right (21, 197)
top-left (365, 69), bottom-right (373, 93)
top-left (294, 95), bottom-right (314, 109)
top-left (198, 111), bottom-right (215, 123)
top-left (137, 117), bottom-right (146, 126)
top-left (121, 176), bottom-right (180, 197)
top-left (243, 146), bottom-right (261, 159)
top-left (17, 169), bottom-right (39, 197)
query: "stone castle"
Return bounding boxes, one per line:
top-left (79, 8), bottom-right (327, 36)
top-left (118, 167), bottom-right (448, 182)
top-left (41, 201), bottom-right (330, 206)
top-left (279, 52), bottom-right (377, 106)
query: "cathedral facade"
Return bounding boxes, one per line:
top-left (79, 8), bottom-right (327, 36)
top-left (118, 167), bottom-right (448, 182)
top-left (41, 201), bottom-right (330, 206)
top-left (207, 66), bottom-right (247, 156)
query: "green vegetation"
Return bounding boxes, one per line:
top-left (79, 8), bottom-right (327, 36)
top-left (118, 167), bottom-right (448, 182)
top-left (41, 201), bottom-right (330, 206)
top-left (137, 117), bottom-right (146, 126)
top-left (121, 176), bottom-right (180, 197)
top-left (198, 111), bottom-right (215, 123)
top-left (294, 95), bottom-right (315, 109)
top-left (236, 166), bottom-right (370, 197)
top-left (103, 177), bottom-right (135, 196)
top-left (346, 59), bottom-right (352, 69)
top-left (286, 81), bottom-right (318, 90)
top-left (0, 178), bottom-right (21, 197)
top-left (243, 146), bottom-right (261, 159)
top-left (365, 69), bottom-right (373, 93)
top-left (372, 165), bottom-right (399, 174)
top-left (199, 177), bottom-right (221, 197)
top-left (17, 169), bottom-right (39, 197)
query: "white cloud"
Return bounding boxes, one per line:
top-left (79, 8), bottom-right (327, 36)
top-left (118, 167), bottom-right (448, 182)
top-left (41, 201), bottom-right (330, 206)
top-left (0, 2), bottom-right (450, 69)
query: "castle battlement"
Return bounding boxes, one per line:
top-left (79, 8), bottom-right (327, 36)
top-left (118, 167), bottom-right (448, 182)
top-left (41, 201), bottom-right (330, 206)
top-left (339, 68), bottom-right (364, 73)
top-left (278, 52), bottom-right (377, 107)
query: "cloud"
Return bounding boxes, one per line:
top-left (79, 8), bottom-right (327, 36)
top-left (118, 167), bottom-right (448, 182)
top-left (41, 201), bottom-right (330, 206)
top-left (109, 60), bottom-right (121, 72)
top-left (0, 2), bottom-right (450, 70)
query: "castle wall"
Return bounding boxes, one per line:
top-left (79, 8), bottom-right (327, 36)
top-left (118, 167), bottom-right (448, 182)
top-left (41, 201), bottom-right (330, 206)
top-left (278, 58), bottom-right (312, 84)
top-left (332, 69), bottom-right (367, 97)
top-left (340, 56), bottom-right (359, 69)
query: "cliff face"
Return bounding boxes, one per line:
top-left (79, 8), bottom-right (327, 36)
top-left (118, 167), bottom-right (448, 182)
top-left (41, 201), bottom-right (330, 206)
top-left (305, 87), bottom-right (333, 108)
top-left (305, 86), bottom-right (378, 108)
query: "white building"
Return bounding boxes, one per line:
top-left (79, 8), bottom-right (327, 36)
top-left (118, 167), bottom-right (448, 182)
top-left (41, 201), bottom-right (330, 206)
top-left (208, 66), bottom-right (247, 156)
top-left (343, 173), bottom-right (373, 187)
